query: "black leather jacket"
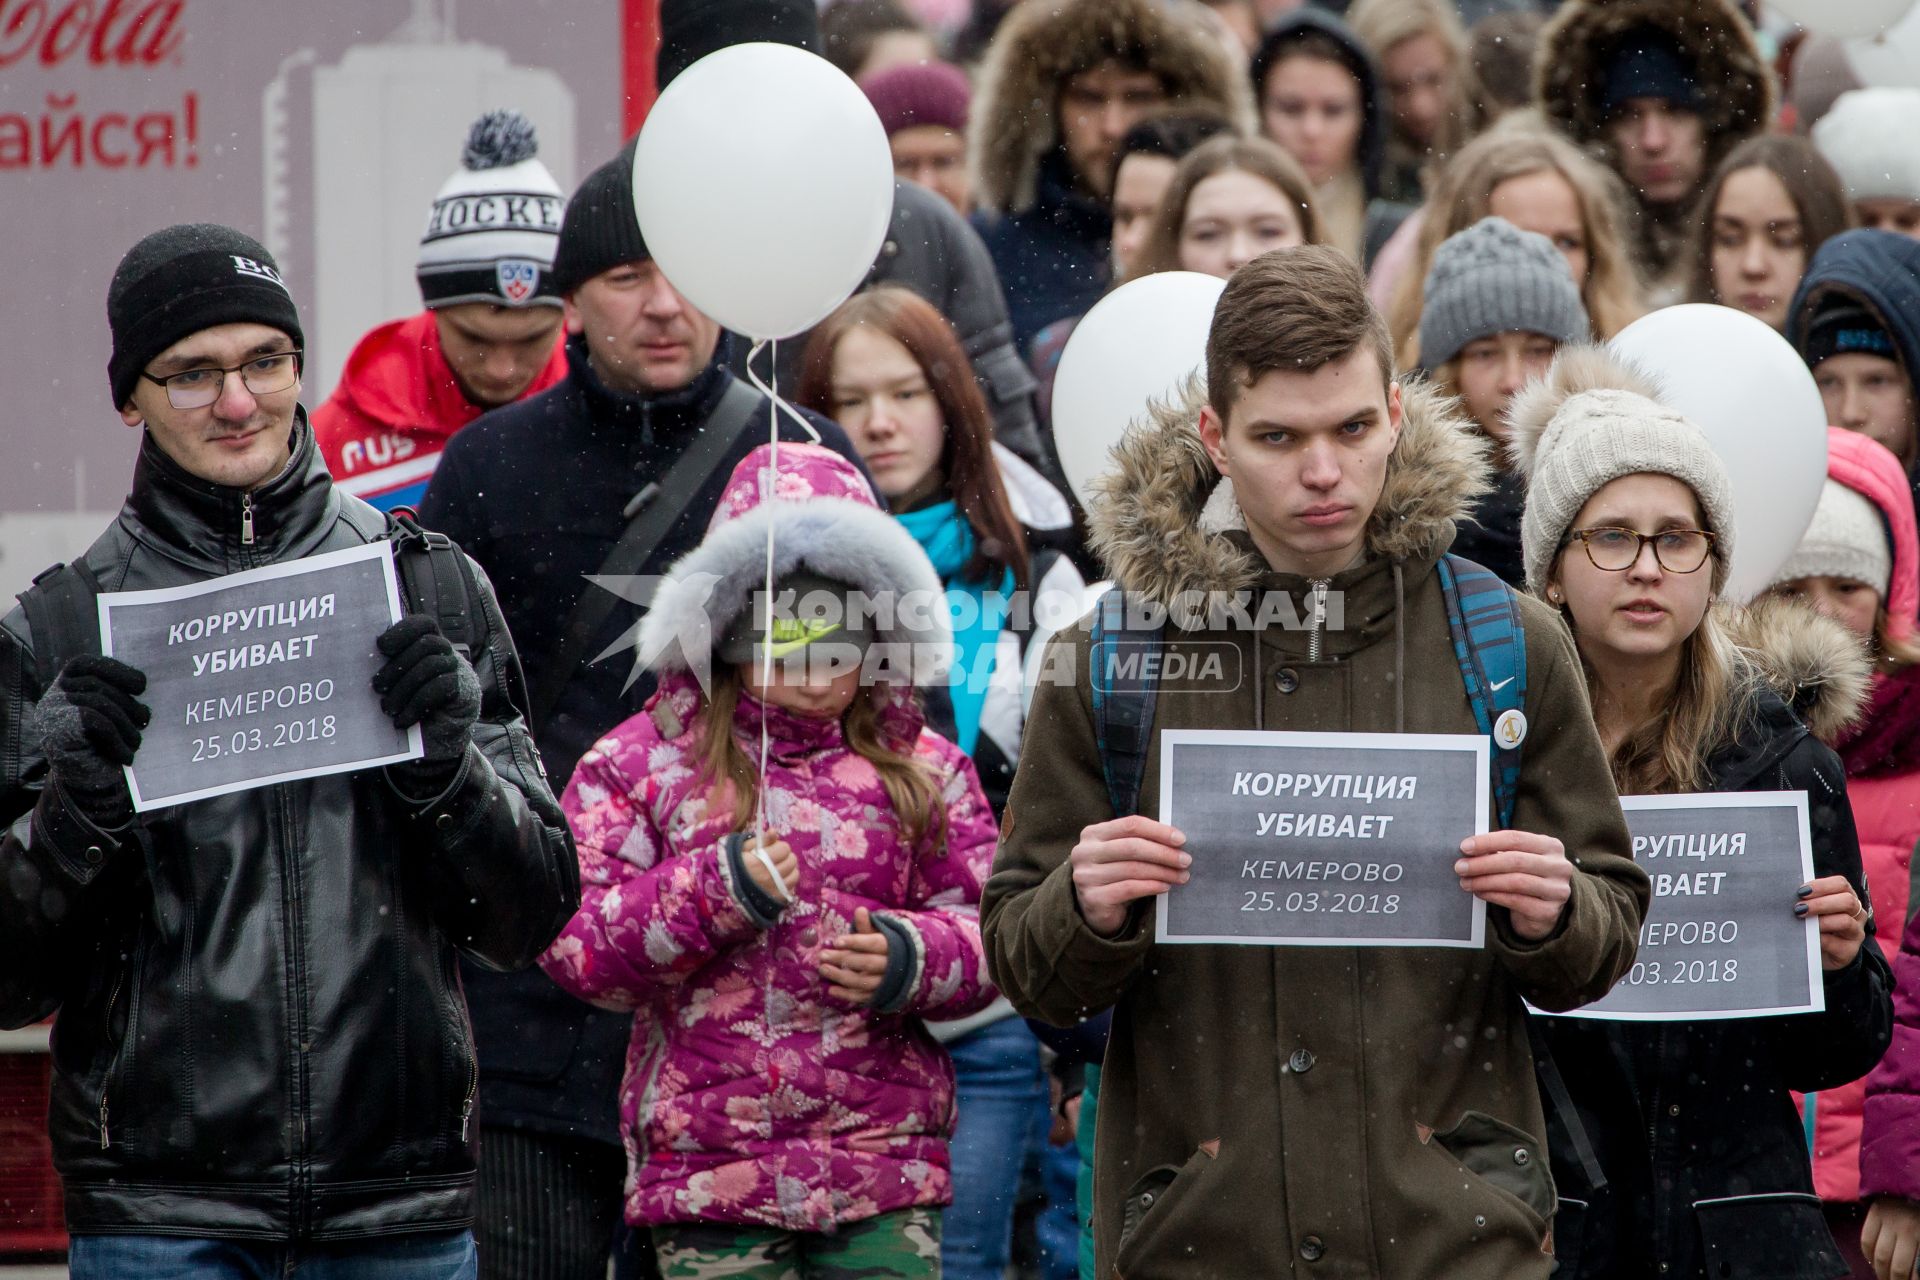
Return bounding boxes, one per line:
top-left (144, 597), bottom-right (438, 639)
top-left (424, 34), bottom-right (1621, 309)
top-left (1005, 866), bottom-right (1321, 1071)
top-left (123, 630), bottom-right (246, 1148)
top-left (0, 420), bottom-right (578, 1240)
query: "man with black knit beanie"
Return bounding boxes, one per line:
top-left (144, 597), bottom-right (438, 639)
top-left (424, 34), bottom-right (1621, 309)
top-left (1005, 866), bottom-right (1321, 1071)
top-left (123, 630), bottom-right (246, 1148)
top-left (420, 150), bottom-right (868, 1280)
top-left (0, 222), bottom-right (577, 1279)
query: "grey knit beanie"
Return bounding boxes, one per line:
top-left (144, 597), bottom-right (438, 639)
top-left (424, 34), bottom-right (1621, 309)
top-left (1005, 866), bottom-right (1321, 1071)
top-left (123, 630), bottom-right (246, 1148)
top-left (1506, 346), bottom-right (1736, 596)
top-left (1419, 217), bottom-right (1589, 369)
top-left (1771, 478), bottom-right (1891, 595)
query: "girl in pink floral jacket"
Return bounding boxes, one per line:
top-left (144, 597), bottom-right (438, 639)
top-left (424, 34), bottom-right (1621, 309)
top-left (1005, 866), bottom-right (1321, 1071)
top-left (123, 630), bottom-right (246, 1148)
top-left (539, 443), bottom-right (999, 1276)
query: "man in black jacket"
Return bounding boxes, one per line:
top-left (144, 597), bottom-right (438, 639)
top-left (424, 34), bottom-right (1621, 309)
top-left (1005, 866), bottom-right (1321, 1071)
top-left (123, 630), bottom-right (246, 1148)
top-left (0, 224), bottom-right (577, 1279)
top-left (419, 150), bottom-right (868, 1280)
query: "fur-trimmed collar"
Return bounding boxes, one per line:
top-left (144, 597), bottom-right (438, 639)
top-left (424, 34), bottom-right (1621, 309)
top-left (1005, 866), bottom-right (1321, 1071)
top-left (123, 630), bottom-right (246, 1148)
top-left (968, 0), bottom-right (1255, 217)
top-left (1087, 376), bottom-right (1490, 605)
top-left (1536, 0), bottom-right (1773, 187)
top-left (1727, 595), bottom-right (1870, 746)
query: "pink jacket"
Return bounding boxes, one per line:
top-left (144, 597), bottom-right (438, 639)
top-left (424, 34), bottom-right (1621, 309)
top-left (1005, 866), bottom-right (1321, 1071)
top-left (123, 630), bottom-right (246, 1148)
top-left (538, 443), bottom-right (999, 1232)
top-left (1806, 429), bottom-right (1920, 1202)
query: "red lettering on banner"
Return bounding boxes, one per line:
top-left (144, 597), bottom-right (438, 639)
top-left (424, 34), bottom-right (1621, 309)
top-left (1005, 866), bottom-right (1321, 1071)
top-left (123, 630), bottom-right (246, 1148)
top-left (0, 90), bottom-right (196, 167)
top-left (0, 0), bottom-right (183, 69)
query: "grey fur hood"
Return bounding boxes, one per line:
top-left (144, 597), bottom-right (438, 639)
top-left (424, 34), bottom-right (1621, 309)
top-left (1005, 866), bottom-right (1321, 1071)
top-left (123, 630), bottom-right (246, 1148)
top-left (968, 0), bottom-right (1255, 216)
top-left (1088, 375), bottom-right (1491, 606)
top-left (635, 444), bottom-right (953, 683)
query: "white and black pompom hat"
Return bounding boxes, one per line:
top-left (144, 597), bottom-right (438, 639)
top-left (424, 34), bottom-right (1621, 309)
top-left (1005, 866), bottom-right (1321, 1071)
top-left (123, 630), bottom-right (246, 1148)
top-left (416, 109), bottom-right (567, 310)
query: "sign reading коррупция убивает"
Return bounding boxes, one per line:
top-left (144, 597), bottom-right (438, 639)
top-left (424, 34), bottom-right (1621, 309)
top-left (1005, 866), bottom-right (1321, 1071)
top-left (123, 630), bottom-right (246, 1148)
top-left (98, 542), bottom-right (422, 811)
top-left (1156, 730), bottom-right (1490, 947)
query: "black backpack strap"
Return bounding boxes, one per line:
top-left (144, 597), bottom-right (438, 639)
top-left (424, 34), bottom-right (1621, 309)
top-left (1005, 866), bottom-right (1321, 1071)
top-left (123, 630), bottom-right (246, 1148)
top-left (389, 508), bottom-right (477, 658)
top-left (527, 376), bottom-right (763, 731)
top-left (1088, 588), bottom-right (1163, 818)
top-left (18, 560), bottom-right (104, 690)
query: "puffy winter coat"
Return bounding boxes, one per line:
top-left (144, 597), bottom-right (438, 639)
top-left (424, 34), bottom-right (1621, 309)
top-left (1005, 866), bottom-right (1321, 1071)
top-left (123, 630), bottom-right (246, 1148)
top-left (1800, 427), bottom-right (1920, 1203)
top-left (0, 419), bottom-right (577, 1239)
top-left (539, 444), bottom-right (999, 1232)
top-left (1538, 599), bottom-right (1890, 1280)
top-left (313, 310), bottom-right (565, 512)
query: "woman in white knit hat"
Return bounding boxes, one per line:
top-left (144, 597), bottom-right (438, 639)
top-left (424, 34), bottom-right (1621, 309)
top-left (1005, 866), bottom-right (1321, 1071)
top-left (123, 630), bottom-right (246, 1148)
top-left (1508, 346), bottom-right (1892, 1280)
top-left (1768, 429), bottom-right (1920, 1279)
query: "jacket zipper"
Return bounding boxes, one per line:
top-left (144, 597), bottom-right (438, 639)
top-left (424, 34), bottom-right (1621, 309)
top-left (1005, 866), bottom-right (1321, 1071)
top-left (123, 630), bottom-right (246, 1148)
top-left (275, 787), bottom-right (312, 1234)
top-left (98, 970), bottom-right (127, 1149)
top-left (460, 1036), bottom-right (477, 1142)
top-left (1306, 579), bottom-right (1331, 663)
top-left (241, 492), bottom-right (255, 546)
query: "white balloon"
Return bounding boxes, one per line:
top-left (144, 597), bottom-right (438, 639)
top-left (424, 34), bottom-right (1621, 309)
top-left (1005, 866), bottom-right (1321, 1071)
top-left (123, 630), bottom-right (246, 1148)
top-left (1608, 305), bottom-right (1829, 602)
top-left (1772, 0), bottom-right (1915, 38)
top-left (1846, 1), bottom-right (1920, 86)
top-left (1052, 273), bottom-right (1227, 506)
top-left (632, 44), bottom-right (895, 340)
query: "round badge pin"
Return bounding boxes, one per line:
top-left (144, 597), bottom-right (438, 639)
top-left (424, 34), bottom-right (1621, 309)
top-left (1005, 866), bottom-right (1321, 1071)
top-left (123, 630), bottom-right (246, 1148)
top-left (1494, 708), bottom-right (1528, 748)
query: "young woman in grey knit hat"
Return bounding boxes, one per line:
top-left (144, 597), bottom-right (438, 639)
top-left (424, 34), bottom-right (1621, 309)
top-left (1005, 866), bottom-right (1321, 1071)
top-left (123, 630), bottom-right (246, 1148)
top-left (1417, 214), bottom-right (1590, 585)
top-left (1508, 345), bottom-right (1891, 1280)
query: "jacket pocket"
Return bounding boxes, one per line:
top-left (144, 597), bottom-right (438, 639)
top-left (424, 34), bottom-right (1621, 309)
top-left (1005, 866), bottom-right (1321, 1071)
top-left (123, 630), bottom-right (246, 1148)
top-left (1113, 1139), bottom-right (1227, 1277)
top-left (96, 935), bottom-right (147, 1152)
top-left (1693, 1192), bottom-right (1846, 1279)
top-left (1425, 1110), bottom-right (1556, 1229)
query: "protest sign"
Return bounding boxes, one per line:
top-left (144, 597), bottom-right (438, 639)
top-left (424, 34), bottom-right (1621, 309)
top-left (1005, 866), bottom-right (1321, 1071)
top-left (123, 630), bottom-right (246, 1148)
top-left (1156, 729), bottom-right (1489, 947)
top-left (99, 542), bottom-right (423, 810)
top-left (1549, 792), bottom-right (1822, 1021)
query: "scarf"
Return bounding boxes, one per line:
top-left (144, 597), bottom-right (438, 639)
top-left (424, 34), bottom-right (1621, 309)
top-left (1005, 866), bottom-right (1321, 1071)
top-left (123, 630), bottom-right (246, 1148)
top-left (895, 500), bottom-right (1013, 756)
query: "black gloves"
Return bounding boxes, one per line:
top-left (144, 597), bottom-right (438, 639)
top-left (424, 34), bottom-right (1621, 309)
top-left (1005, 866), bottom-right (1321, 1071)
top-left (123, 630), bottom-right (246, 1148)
top-left (36, 655), bottom-right (148, 824)
top-left (373, 615), bottom-right (481, 766)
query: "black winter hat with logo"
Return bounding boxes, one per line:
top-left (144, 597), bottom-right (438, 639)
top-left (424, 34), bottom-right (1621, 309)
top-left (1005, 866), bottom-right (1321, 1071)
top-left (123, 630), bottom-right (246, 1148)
top-left (107, 223), bottom-right (303, 408)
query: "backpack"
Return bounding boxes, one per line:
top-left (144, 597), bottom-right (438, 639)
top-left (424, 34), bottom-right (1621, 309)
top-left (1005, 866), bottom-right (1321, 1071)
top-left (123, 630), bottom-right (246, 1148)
top-left (1084, 552), bottom-right (1606, 1191)
top-left (15, 509), bottom-right (486, 693)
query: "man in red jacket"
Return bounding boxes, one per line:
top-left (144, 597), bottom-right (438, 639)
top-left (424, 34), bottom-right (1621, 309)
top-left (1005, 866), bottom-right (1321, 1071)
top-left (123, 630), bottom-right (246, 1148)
top-left (315, 109), bottom-right (568, 512)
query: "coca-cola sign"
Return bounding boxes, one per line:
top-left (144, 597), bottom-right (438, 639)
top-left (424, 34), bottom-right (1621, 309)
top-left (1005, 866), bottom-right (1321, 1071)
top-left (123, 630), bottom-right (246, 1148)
top-left (0, 0), bottom-right (184, 69)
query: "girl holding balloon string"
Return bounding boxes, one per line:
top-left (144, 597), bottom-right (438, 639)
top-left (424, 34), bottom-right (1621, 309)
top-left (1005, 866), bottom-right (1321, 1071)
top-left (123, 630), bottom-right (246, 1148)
top-left (538, 442), bottom-right (999, 1279)
top-left (1511, 345), bottom-right (1892, 1280)
top-left (797, 286), bottom-right (1089, 1280)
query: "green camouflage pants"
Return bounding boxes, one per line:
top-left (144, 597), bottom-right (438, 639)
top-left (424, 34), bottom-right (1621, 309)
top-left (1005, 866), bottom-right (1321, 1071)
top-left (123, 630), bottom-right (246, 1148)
top-left (653, 1207), bottom-right (942, 1279)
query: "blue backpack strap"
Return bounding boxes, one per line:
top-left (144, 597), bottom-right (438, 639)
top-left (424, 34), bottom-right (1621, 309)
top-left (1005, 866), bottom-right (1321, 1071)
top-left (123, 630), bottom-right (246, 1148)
top-left (1089, 587), bottom-right (1162, 818)
top-left (1436, 554), bottom-right (1526, 830)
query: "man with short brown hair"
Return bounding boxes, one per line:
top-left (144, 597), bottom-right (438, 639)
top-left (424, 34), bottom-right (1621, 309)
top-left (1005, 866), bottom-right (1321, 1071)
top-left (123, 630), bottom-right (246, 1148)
top-left (983, 245), bottom-right (1647, 1277)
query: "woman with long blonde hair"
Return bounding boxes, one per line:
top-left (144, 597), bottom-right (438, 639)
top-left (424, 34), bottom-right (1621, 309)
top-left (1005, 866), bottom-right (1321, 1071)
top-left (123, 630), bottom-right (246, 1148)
top-left (1347, 0), bottom-right (1478, 203)
top-left (1387, 122), bottom-right (1644, 365)
top-left (1512, 347), bottom-right (1892, 1280)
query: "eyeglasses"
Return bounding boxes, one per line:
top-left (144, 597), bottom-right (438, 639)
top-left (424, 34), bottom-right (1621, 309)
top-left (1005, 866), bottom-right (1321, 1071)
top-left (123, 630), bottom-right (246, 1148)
top-left (1564, 526), bottom-right (1716, 574)
top-left (141, 350), bottom-right (303, 410)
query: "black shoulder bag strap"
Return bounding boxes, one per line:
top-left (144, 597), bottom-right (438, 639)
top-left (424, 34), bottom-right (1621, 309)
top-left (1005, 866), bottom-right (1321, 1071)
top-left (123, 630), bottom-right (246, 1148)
top-left (528, 377), bottom-right (763, 731)
top-left (19, 560), bottom-right (104, 691)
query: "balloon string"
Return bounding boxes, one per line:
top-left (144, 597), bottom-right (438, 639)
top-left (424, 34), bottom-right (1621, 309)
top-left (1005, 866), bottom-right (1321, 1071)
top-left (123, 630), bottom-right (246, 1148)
top-left (749, 337), bottom-right (796, 905)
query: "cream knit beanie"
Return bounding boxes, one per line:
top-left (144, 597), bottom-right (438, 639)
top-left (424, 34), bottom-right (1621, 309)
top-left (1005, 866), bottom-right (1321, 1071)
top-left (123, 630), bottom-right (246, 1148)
top-left (1772, 478), bottom-right (1892, 595)
top-left (1506, 346), bottom-right (1736, 596)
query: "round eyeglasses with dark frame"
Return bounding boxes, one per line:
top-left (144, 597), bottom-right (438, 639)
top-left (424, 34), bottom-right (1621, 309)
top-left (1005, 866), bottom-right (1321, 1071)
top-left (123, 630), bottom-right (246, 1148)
top-left (140, 350), bottom-right (303, 411)
top-left (1564, 526), bottom-right (1717, 574)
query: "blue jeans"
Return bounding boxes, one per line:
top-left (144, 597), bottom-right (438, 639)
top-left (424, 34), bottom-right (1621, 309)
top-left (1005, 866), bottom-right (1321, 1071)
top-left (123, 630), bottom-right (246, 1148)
top-left (69, 1229), bottom-right (478, 1279)
top-left (941, 1017), bottom-right (1048, 1280)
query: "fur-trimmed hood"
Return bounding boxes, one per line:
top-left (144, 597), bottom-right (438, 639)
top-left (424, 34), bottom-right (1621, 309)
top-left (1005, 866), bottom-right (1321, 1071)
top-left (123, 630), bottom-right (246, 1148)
top-left (636, 444), bottom-right (953, 681)
top-left (1727, 595), bottom-right (1871, 746)
top-left (968, 0), bottom-right (1255, 217)
top-left (1088, 375), bottom-right (1490, 606)
top-left (1535, 0), bottom-right (1774, 189)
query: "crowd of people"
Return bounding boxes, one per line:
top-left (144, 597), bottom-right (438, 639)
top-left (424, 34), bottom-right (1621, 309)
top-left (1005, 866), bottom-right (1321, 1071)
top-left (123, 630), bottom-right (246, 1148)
top-left (7, 0), bottom-right (1920, 1278)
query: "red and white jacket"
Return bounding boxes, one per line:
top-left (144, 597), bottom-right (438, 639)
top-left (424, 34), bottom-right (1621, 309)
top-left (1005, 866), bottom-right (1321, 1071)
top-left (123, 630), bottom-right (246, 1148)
top-left (313, 310), bottom-right (565, 512)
